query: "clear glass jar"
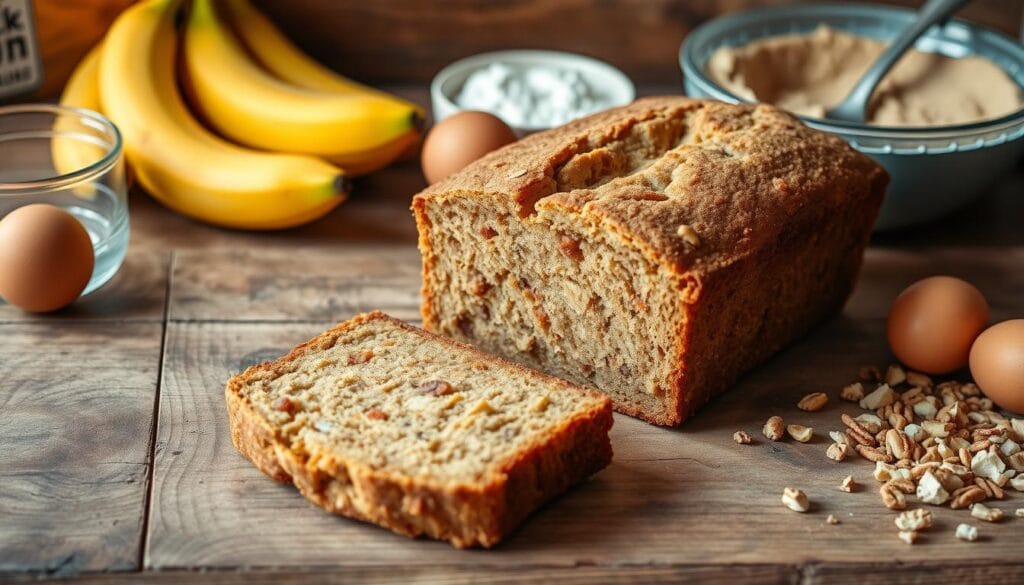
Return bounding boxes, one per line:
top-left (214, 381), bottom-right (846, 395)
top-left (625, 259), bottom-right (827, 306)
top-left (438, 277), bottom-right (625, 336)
top-left (0, 104), bottom-right (129, 295)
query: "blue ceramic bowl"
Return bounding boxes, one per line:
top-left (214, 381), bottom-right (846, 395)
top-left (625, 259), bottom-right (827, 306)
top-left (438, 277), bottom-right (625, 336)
top-left (680, 3), bottom-right (1024, 231)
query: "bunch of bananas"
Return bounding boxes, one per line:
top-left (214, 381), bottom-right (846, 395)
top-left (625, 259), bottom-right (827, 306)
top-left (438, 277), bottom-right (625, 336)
top-left (59, 0), bottom-right (423, 230)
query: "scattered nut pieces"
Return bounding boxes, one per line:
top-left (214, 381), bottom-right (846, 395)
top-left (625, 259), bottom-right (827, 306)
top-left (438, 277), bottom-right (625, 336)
top-left (880, 484), bottom-right (907, 510)
top-left (895, 508), bottom-right (933, 531)
top-left (1016, 508), bottom-right (1024, 518)
top-left (763, 416), bottom-right (785, 441)
top-left (885, 364), bottom-right (907, 386)
top-left (787, 424), bottom-right (814, 443)
top-left (840, 382), bottom-right (866, 402)
top-left (840, 475), bottom-right (857, 492)
top-left (782, 487), bottom-right (810, 512)
top-left (826, 514), bottom-right (840, 525)
top-left (970, 502), bottom-right (1004, 522)
top-left (955, 523), bottom-right (978, 542)
top-left (827, 442), bottom-right (849, 462)
top-left (906, 371), bottom-right (933, 388)
top-left (733, 430), bottom-right (753, 445)
top-left (898, 530), bottom-right (918, 545)
top-left (798, 392), bottom-right (829, 412)
top-left (916, 471), bottom-right (951, 505)
top-left (1011, 476), bottom-right (1024, 492)
top-left (859, 384), bottom-right (896, 410)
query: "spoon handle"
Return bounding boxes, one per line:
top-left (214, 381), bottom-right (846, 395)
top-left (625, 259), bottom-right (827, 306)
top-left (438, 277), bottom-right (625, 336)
top-left (843, 0), bottom-right (971, 114)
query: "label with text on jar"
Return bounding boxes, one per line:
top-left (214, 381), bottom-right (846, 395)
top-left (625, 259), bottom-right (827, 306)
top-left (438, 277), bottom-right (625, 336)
top-left (0, 0), bottom-right (42, 100)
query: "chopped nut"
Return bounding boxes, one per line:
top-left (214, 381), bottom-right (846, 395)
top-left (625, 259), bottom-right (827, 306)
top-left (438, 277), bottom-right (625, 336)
top-left (917, 471), bottom-right (951, 505)
top-left (842, 414), bottom-right (878, 446)
top-left (853, 413), bottom-right (884, 434)
top-left (532, 395), bottom-right (550, 413)
top-left (272, 396), bottom-right (297, 415)
top-left (676, 224), bottom-right (701, 247)
top-left (829, 430), bottom-right (850, 445)
top-left (763, 416), bottom-right (785, 441)
top-left (885, 429), bottom-right (912, 460)
top-left (826, 514), bottom-right (840, 525)
top-left (955, 523), bottom-right (978, 542)
top-left (840, 475), bottom-right (858, 492)
top-left (950, 485), bottom-right (987, 510)
top-left (733, 430), bottom-right (753, 445)
top-left (880, 484), bottom-right (907, 510)
top-left (798, 392), bottom-right (829, 412)
top-left (895, 508), bottom-right (933, 531)
top-left (346, 349), bottom-right (374, 365)
top-left (827, 442), bottom-right (849, 461)
top-left (923, 420), bottom-right (953, 438)
top-left (858, 366), bottom-right (881, 382)
top-left (782, 487), bottom-right (810, 512)
top-left (1010, 476), bottom-right (1024, 492)
top-left (971, 450), bottom-right (1006, 482)
top-left (1016, 508), bottom-right (1024, 518)
top-left (970, 502), bottom-right (1003, 522)
top-left (365, 407), bottom-right (388, 421)
top-left (905, 371), bottom-right (933, 388)
top-left (898, 530), bottom-right (919, 545)
top-left (468, 399), bottom-right (496, 416)
top-left (840, 382), bottom-right (866, 402)
top-left (885, 364), bottom-right (907, 386)
top-left (787, 424), bottom-right (814, 443)
top-left (886, 478), bottom-right (916, 494)
top-left (860, 384), bottom-right (896, 410)
top-left (904, 423), bottom-right (926, 442)
top-left (419, 380), bottom-right (454, 396)
top-left (857, 444), bottom-right (894, 463)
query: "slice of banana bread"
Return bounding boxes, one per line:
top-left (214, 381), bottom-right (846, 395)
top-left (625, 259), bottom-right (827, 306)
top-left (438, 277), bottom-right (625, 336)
top-left (225, 311), bottom-right (613, 548)
top-left (413, 96), bottom-right (888, 426)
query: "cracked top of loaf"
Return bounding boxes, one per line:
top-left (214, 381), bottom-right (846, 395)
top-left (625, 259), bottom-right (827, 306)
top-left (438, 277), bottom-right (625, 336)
top-left (416, 96), bottom-right (888, 273)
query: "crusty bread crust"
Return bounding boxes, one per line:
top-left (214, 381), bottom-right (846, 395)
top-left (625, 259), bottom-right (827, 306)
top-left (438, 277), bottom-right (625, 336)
top-left (225, 311), bottom-right (613, 548)
top-left (414, 97), bottom-right (887, 426)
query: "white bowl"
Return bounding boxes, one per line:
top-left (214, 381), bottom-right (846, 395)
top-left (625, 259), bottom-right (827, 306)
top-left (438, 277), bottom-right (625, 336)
top-left (431, 50), bottom-right (636, 135)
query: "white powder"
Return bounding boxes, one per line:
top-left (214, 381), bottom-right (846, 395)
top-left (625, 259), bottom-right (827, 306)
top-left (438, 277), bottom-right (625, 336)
top-left (455, 63), bottom-right (613, 128)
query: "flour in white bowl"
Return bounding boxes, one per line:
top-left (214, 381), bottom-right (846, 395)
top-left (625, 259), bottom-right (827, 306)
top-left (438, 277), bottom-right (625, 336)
top-left (455, 63), bottom-right (612, 128)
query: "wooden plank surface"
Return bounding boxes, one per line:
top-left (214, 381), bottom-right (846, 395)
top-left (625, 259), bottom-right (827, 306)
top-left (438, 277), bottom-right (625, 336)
top-left (0, 322), bottom-right (164, 576)
top-left (144, 244), bottom-right (1024, 571)
top-left (0, 247), bottom-right (169, 323)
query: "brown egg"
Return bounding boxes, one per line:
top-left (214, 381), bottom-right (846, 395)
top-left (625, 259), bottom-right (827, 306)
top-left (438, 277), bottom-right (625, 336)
top-left (0, 204), bottom-right (95, 313)
top-left (421, 111), bottom-right (517, 185)
top-left (886, 276), bottom-right (989, 374)
top-left (970, 320), bottom-right (1024, 413)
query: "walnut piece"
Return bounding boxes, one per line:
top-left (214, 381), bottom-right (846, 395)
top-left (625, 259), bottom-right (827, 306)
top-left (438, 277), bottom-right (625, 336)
top-left (797, 392), bottom-right (829, 412)
top-left (782, 487), bottom-right (810, 512)
top-left (787, 424), bottom-right (814, 443)
top-left (955, 523), bottom-right (978, 542)
top-left (733, 430), bottom-right (753, 445)
top-left (763, 416), bottom-right (785, 441)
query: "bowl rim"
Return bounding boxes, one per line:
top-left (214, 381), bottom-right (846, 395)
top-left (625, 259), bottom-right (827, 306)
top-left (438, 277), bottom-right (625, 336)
top-left (679, 2), bottom-right (1024, 141)
top-left (0, 103), bottom-right (123, 195)
top-left (431, 49), bottom-right (637, 132)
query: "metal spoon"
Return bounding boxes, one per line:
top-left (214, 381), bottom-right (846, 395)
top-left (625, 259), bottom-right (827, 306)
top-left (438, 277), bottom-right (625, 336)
top-left (827, 0), bottom-right (971, 123)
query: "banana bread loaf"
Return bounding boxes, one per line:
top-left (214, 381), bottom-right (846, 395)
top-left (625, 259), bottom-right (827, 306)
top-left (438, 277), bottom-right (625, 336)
top-left (225, 311), bottom-right (613, 548)
top-left (413, 97), bottom-right (887, 426)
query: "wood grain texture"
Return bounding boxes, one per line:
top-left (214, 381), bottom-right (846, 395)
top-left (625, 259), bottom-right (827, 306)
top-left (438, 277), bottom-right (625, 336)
top-left (0, 248), bottom-right (169, 323)
top-left (19, 564), bottom-right (800, 584)
top-left (0, 323), bottom-right (163, 575)
top-left (169, 246), bottom-right (421, 322)
top-left (253, 0), bottom-right (1023, 85)
top-left (147, 263), bottom-right (1023, 571)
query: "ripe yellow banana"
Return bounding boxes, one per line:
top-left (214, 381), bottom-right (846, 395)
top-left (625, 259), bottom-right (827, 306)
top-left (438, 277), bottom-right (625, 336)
top-left (219, 0), bottom-right (423, 174)
top-left (185, 0), bottom-right (421, 166)
top-left (99, 0), bottom-right (348, 230)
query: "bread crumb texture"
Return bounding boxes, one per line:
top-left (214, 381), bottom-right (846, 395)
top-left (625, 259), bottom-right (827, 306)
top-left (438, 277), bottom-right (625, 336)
top-left (226, 311), bottom-right (613, 548)
top-left (414, 96), bottom-right (887, 425)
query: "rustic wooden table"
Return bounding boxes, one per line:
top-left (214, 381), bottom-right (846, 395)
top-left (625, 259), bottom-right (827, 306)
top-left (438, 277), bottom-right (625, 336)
top-left (1, 86), bottom-right (1023, 584)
